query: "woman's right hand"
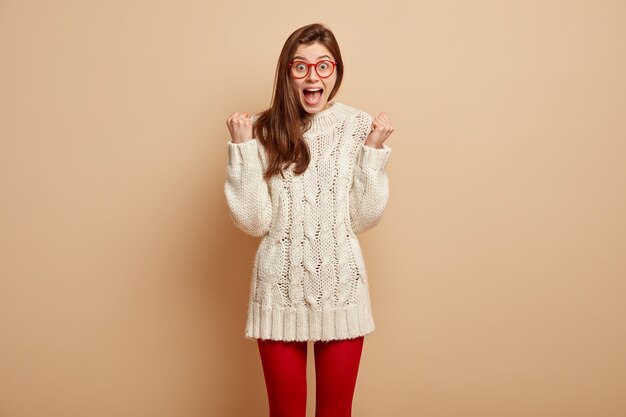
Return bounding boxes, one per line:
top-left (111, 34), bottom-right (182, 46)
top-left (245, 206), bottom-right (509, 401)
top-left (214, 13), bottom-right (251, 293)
top-left (226, 112), bottom-right (253, 144)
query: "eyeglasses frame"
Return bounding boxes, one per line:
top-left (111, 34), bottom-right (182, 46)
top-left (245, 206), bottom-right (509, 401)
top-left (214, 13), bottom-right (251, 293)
top-left (288, 60), bottom-right (337, 79)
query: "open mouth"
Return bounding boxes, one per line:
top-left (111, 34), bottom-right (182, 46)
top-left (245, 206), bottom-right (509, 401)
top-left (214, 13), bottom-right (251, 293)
top-left (303, 88), bottom-right (323, 105)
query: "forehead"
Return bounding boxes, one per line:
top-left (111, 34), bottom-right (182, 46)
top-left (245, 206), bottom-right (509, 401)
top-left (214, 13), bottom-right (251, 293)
top-left (292, 42), bottom-right (334, 61)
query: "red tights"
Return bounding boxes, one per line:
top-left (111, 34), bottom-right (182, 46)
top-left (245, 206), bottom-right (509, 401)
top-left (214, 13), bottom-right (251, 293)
top-left (257, 336), bottom-right (365, 417)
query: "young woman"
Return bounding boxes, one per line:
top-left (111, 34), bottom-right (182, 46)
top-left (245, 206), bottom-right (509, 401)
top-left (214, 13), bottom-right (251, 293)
top-left (224, 23), bottom-right (393, 417)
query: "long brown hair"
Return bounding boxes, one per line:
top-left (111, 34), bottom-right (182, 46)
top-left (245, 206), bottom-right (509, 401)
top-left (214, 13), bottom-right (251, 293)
top-left (254, 23), bottom-right (344, 180)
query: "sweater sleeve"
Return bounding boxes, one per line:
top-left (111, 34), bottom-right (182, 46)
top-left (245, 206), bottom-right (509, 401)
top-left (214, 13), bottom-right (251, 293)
top-left (224, 139), bottom-right (273, 237)
top-left (349, 140), bottom-right (392, 234)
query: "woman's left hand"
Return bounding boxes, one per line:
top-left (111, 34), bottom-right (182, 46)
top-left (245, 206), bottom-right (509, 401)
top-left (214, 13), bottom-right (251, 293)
top-left (364, 112), bottom-right (394, 149)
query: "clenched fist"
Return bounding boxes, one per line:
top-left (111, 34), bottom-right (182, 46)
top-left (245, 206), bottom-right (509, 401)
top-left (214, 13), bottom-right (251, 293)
top-left (226, 112), bottom-right (254, 144)
top-left (364, 112), bottom-right (394, 149)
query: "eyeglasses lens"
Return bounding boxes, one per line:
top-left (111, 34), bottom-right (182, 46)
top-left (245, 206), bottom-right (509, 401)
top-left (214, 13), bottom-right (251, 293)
top-left (315, 61), bottom-right (333, 77)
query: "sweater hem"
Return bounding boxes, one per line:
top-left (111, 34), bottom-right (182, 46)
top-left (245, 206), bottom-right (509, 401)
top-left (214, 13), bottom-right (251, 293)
top-left (244, 302), bottom-right (375, 342)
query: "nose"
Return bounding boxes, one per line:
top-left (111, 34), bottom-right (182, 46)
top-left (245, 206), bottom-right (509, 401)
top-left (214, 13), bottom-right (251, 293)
top-left (305, 64), bottom-right (319, 82)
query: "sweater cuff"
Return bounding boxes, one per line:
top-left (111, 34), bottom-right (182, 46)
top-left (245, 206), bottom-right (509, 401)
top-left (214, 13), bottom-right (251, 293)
top-left (357, 143), bottom-right (391, 171)
top-left (227, 139), bottom-right (262, 165)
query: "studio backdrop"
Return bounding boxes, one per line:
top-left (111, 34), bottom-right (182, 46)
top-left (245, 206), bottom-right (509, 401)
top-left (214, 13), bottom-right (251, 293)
top-left (1, 1), bottom-right (625, 416)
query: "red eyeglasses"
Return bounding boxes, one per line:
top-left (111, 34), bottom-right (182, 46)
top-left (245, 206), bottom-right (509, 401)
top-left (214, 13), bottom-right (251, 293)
top-left (289, 60), bottom-right (337, 79)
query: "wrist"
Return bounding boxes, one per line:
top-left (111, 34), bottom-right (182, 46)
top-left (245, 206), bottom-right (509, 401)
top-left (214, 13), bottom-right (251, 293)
top-left (232, 138), bottom-right (253, 144)
top-left (364, 140), bottom-right (383, 149)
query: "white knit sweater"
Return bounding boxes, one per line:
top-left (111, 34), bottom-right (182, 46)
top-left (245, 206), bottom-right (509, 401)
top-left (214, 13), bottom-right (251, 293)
top-left (224, 102), bottom-right (391, 341)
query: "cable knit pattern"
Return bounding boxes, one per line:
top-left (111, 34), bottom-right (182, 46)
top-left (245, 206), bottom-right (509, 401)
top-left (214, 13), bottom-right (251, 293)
top-left (224, 102), bottom-right (391, 341)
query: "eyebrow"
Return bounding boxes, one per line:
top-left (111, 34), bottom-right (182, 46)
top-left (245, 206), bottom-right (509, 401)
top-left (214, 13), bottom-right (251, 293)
top-left (293, 55), bottom-right (332, 61)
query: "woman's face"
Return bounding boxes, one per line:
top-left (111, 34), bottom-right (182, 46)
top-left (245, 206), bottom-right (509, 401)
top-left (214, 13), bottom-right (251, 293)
top-left (289, 42), bottom-right (337, 114)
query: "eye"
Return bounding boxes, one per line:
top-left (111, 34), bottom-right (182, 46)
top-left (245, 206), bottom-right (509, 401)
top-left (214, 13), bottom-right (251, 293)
top-left (318, 62), bottom-right (329, 70)
top-left (295, 63), bottom-right (307, 71)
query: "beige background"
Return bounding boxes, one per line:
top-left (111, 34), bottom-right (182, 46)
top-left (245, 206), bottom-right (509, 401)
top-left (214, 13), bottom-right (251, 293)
top-left (1, 1), bottom-right (625, 416)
